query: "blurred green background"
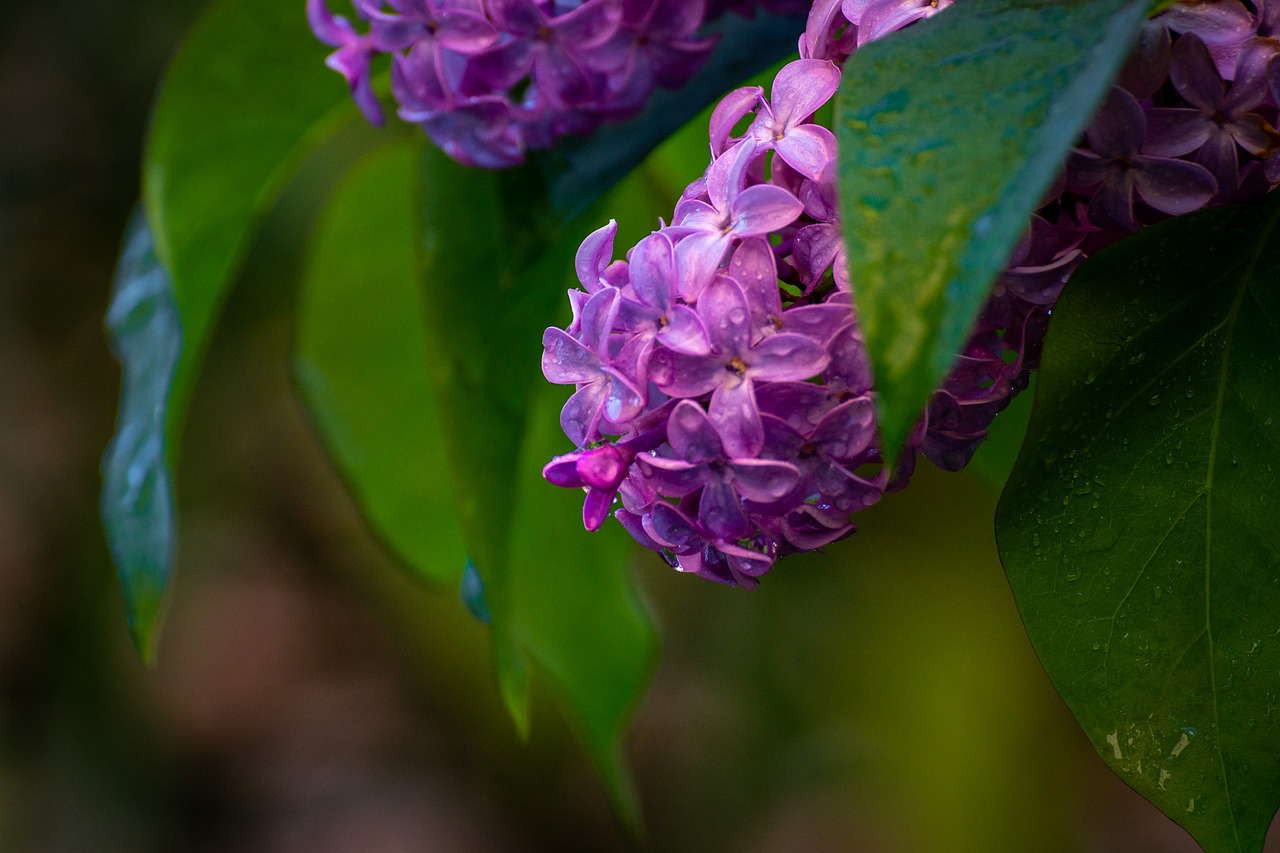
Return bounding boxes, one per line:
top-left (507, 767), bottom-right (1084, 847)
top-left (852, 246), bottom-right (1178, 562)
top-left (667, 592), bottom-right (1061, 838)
top-left (0, 1), bottom-right (1267, 850)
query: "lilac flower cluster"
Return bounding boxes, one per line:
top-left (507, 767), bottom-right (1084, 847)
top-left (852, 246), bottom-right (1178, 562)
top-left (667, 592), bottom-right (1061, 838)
top-left (541, 0), bottom-right (1280, 587)
top-left (307, 0), bottom-right (812, 168)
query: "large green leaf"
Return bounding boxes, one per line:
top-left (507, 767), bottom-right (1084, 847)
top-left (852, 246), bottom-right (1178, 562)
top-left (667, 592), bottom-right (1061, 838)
top-left (509, 384), bottom-right (656, 823)
top-left (834, 0), bottom-right (1149, 464)
top-left (412, 15), bottom-right (805, 809)
top-left (415, 147), bottom-right (660, 820)
top-left (997, 196), bottom-right (1280, 853)
top-left (144, 0), bottom-right (351, 435)
top-left (295, 140), bottom-right (466, 587)
top-left (103, 0), bottom-right (352, 655)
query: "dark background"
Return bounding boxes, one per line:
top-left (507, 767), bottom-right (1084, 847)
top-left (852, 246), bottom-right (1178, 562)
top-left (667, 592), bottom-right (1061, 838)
top-left (0, 1), bottom-right (1271, 850)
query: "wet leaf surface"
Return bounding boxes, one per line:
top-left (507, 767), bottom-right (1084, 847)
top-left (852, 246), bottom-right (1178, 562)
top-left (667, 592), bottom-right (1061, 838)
top-left (998, 195), bottom-right (1280, 853)
top-left (101, 210), bottom-right (180, 661)
top-left (835, 0), bottom-right (1149, 463)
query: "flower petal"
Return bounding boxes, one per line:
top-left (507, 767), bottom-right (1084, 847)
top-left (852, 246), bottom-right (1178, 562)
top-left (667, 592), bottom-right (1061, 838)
top-left (629, 231), bottom-right (676, 310)
top-left (728, 238), bottom-right (783, 325)
top-left (709, 86), bottom-right (763, 156)
top-left (575, 220), bottom-right (617, 291)
top-left (769, 59), bottom-right (841, 126)
top-left (729, 184), bottom-right (804, 237)
top-left (674, 230), bottom-right (732, 302)
top-left (561, 380), bottom-right (607, 446)
top-left (748, 333), bottom-right (830, 382)
top-left (645, 502), bottom-right (705, 553)
top-left (1133, 156), bottom-right (1218, 215)
top-left (732, 458), bottom-right (801, 504)
top-left (813, 396), bottom-right (878, 460)
top-left (698, 478), bottom-right (751, 539)
top-left (1085, 87), bottom-right (1146, 159)
top-left (774, 124), bottom-right (837, 182)
top-left (709, 377), bottom-right (764, 458)
top-left (542, 327), bottom-right (599, 384)
top-left (667, 400), bottom-right (725, 464)
top-left (1142, 108), bottom-right (1213, 157)
top-left (658, 305), bottom-right (713, 355)
top-left (582, 488), bottom-right (614, 531)
top-left (699, 275), bottom-right (754, 357)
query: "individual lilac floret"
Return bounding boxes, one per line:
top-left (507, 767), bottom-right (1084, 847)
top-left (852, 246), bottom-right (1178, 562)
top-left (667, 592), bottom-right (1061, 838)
top-left (541, 288), bottom-right (645, 445)
top-left (672, 140), bottom-right (806, 299)
top-left (1143, 34), bottom-right (1280, 199)
top-left (747, 59), bottom-right (840, 180)
top-left (543, 425), bottom-right (666, 530)
top-left (653, 276), bottom-right (829, 458)
top-left (639, 402), bottom-right (800, 540)
top-left (1067, 87), bottom-right (1217, 232)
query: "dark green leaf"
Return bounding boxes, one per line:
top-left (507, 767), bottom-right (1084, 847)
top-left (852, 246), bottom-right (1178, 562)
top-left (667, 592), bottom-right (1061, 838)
top-left (295, 140), bottom-right (466, 588)
top-left (417, 148), bottom-right (562, 734)
top-left (410, 17), bottom-right (806, 740)
top-left (997, 196), bottom-right (1280, 853)
top-left (834, 0), bottom-right (1149, 464)
top-left (101, 209), bottom-right (180, 663)
top-left (105, 0), bottom-right (354, 653)
top-left (509, 384), bottom-right (656, 824)
top-left (416, 146), bottom-right (658, 822)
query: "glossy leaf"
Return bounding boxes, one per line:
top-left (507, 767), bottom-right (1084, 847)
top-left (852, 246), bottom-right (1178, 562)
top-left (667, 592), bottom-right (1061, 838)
top-left (413, 12), bottom-right (804, 794)
top-left (834, 0), bottom-right (1149, 464)
top-left (295, 140), bottom-right (466, 588)
top-left (416, 146), bottom-right (659, 822)
top-left (105, 0), bottom-right (353, 653)
top-left (997, 196), bottom-right (1280, 853)
top-left (101, 210), bottom-right (180, 662)
top-left (509, 384), bottom-right (656, 823)
top-left (145, 0), bottom-right (350, 435)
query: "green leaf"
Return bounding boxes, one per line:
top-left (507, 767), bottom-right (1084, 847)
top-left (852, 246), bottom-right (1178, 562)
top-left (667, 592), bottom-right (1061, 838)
top-left (104, 0), bottom-right (353, 654)
top-left (295, 140), bottom-right (466, 587)
top-left (416, 146), bottom-right (659, 822)
top-left (145, 0), bottom-right (351, 432)
top-left (412, 16), bottom-right (803, 798)
top-left (101, 210), bottom-right (180, 663)
top-left (834, 0), bottom-right (1149, 464)
top-left (510, 384), bottom-right (656, 823)
top-left (997, 196), bottom-right (1280, 853)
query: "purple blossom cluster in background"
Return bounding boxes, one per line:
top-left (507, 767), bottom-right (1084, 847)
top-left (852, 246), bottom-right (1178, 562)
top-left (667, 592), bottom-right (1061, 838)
top-left (307, 0), bottom-right (811, 167)
top-left (541, 0), bottom-right (1280, 586)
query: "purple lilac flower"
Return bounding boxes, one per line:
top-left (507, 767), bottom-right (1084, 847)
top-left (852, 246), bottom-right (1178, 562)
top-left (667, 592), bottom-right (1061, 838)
top-left (1067, 86), bottom-right (1218, 232)
top-left (1143, 34), bottom-right (1280, 199)
top-left (542, 0), bottom-right (1280, 587)
top-left (310, 0), bottom-right (810, 168)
